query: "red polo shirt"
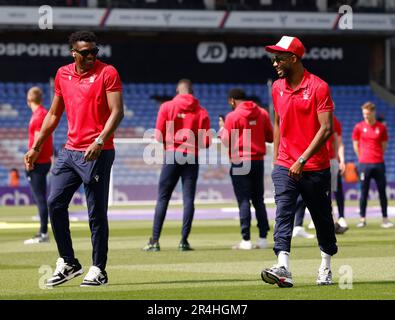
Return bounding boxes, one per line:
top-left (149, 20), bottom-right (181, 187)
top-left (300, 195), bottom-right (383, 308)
top-left (272, 69), bottom-right (333, 171)
top-left (220, 101), bottom-right (273, 161)
top-left (352, 120), bottom-right (388, 163)
top-left (54, 60), bottom-right (122, 151)
top-left (28, 105), bottom-right (53, 164)
top-left (326, 115), bottom-right (341, 160)
top-left (155, 94), bottom-right (211, 156)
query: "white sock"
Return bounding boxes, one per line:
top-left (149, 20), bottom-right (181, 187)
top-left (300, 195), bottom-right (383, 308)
top-left (320, 251), bottom-right (331, 270)
top-left (277, 251), bottom-right (290, 270)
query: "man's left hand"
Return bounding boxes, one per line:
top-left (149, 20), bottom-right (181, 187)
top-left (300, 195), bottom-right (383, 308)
top-left (84, 142), bottom-right (102, 161)
top-left (289, 161), bottom-right (304, 180)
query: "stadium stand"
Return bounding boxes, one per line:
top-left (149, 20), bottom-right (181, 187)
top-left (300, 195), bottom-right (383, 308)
top-left (0, 82), bottom-right (394, 187)
top-left (0, 0), bottom-right (394, 12)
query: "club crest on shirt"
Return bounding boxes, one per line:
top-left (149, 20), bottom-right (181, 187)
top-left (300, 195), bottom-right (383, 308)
top-left (280, 91), bottom-right (284, 97)
top-left (89, 75), bottom-right (96, 83)
top-left (375, 128), bottom-right (380, 135)
top-left (363, 127), bottom-right (367, 133)
top-left (302, 89), bottom-right (310, 100)
top-left (249, 120), bottom-right (257, 125)
top-left (68, 75), bottom-right (72, 81)
top-left (177, 113), bottom-right (186, 119)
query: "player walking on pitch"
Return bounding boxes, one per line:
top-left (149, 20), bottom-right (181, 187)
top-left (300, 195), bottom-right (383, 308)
top-left (352, 102), bottom-right (392, 229)
top-left (24, 31), bottom-right (124, 287)
top-left (24, 87), bottom-right (53, 245)
top-left (261, 36), bottom-right (337, 287)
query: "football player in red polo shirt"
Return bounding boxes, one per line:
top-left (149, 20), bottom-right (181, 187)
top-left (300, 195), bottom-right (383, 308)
top-left (24, 87), bottom-right (53, 245)
top-left (260, 36), bottom-right (337, 288)
top-left (220, 88), bottom-right (273, 250)
top-left (352, 102), bottom-right (392, 228)
top-left (24, 31), bottom-right (124, 287)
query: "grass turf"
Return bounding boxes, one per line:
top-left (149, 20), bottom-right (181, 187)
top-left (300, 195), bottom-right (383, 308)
top-left (0, 203), bottom-right (395, 300)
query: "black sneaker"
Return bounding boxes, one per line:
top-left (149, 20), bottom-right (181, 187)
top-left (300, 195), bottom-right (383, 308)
top-left (179, 240), bottom-right (194, 251)
top-left (80, 266), bottom-right (108, 287)
top-left (142, 238), bottom-right (160, 252)
top-left (46, 257), bottom-right (83, 287)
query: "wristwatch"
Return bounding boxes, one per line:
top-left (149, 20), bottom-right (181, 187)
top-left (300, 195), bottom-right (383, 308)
top-left (95, 137), bottom-right (104, 146)
top-left (298, 156), bottom-right (306, 165)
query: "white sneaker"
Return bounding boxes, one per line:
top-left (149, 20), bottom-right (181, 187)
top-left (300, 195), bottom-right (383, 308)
top-left (307, 221), bottom-right (315, 230)
top-left (46, 257), bottom-right (83, 287)
top-left (316, 267), bottom-right (333, 285)
top-left (381, 221), bottom-right (394, 229)
top-left (337, 217), bottom-right (348, 228)
top-left (80, 266), bottom-right (108, 287)
top-left (261, 264), bottom-right (293, 288)
top-left (232, 240), bottom-right (252, 250)
top-left (24, 233), bottom-right (50, 244)
top-left (356, 221), bottom-right (366, 228)
top-left (254, 238), bottom-right (268, 249)
top-left (292, 226), bottom-right (315, 239)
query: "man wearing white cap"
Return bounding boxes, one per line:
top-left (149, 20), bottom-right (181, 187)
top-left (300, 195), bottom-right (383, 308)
top-left (260, 36), bottom-right (337, 287)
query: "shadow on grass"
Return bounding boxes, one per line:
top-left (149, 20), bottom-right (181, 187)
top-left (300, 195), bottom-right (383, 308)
top-left (58, 278), bottom-right (258, 288)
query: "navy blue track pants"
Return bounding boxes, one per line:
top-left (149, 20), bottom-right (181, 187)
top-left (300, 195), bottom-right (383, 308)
top-left (272, 165), bottom-right (337, 256)
top-left (230, 160), bottom-right (270, 240)
top-left (359, 163), bottom-right (387, 218)
top-left (152, 152), bottom-right (199, 242)
top-left (48, 148), bottom-right (114, 271)
top-left (26, 162), bottom-right (51, 234)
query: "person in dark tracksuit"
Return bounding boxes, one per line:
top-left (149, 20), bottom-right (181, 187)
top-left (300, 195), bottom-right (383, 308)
top-left (143, 79), bottom-right (211, 252)
top-left (24, 31), bottom-right (124, 287)
top-left (260, 36), bottom-right (337, 288)
top-left (24, 87), bottom-right (53, 245)
top-left (352, 102), bottom-right (392, 229)
top-left (219, 88), bottom-right (273, 250)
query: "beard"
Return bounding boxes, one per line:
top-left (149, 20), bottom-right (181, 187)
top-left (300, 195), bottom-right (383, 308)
top-left (277, 67), bottom-right (290, 79)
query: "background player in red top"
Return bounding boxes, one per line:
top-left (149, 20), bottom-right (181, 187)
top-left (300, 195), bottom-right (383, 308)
top-left (24, 31), bottom-right (124, 287)
top-left (24, 87), bottom-right (53, 245)
top-left (331, 115), bottom-right (347, 229)
top-left (143, 79), bottom-right (211, 252)
top-left (260, 36), bottom-right (337, 288)
top-left (352, 102), bottom-right (392, 228)
top-left (220, 88), bottom-right (273, 250)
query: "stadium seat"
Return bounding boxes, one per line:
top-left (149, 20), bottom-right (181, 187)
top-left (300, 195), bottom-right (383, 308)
top-left (0, 82), bottom-right (394, 185)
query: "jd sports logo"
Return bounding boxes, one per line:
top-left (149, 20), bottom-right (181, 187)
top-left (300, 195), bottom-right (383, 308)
top-left (197, 42), bottom-right (227, 63)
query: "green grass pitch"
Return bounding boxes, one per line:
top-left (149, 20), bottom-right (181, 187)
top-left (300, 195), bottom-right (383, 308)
top-left (0, 202), bottom-right (395, 300)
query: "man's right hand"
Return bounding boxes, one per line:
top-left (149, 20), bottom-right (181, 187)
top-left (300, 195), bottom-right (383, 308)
top-left (339, 161), bottom-right (346, 175)
top-left (24, 149), bottom-right (39, 171)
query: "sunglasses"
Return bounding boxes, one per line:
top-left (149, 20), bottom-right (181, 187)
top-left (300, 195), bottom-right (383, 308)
top-left (270, 54), bottom-right (293, 64)
top-left (72, 47), bottom-right (99, 57)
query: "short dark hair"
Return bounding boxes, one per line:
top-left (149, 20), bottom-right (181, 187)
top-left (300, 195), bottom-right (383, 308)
top-left (68, 31), bottom-right (98, 48)
top-left (177, 79), bottom-right (193, 94)
top-left (219, 114), bottom-right (225, 120)
top-left (228, 88), bottom-right (247, 101)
